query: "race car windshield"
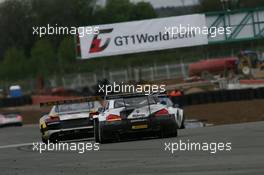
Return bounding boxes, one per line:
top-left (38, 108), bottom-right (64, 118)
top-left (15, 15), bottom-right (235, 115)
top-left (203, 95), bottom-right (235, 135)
top-left (158, 97), bottom-right (173, 107)
top-left (114, 96), bottom-right (156, 108)
top-left (56, 102), bottom-right (99, 113)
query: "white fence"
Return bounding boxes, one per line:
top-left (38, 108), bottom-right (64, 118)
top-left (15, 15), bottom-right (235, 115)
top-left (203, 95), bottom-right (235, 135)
top-left (0, 63), bottom-right (189, 92)
top-left (49, 63), bottom-right (189, 89)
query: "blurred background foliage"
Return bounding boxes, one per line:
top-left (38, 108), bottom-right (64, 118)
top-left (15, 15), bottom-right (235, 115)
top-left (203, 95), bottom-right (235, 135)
top-left (0, 0), bottom-right (263, 80)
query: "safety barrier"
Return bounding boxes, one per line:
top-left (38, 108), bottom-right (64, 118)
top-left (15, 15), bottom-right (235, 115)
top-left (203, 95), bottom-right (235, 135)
top-left (0, 88), bottom-right (264, 108)
top-left (171, 87), bottom-right (264, 107)
top-left (0, 95), bottom-right (32, 108)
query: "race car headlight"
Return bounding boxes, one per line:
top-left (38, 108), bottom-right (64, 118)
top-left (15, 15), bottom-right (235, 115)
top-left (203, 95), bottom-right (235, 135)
top-left (106, 114), bottom-right (122, 122)
top-left (155, 108), bottom-right (169, 117)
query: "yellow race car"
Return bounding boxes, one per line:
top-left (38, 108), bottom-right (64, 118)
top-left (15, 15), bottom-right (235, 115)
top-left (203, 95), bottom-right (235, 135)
top-left (39, 97), bottom-right (102, 143)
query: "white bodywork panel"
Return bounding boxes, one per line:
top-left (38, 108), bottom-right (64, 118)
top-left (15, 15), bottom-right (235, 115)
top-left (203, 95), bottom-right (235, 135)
top-left (40, 101), bottom-right (102, 123)
top-left (59, 113), bottom-right (90, 121)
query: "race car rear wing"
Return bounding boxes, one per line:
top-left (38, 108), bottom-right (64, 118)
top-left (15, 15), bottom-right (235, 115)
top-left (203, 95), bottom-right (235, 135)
top-left (40, 96), bottom-right (103, 107)
top-left (105, 93), bottom-right (149, 100)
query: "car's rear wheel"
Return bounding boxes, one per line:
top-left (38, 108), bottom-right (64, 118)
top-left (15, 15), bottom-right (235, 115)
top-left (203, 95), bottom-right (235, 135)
top-left (159, 128), bottom-right (169, 138)
top-left (159, 126), bottom-right (178, 138)
top-left (42, 136), bottom-right (48, 144)
top-left (16, 123), bottom-right (23, 127)
top-left (94, 120), bottom-right (100, 143)
top-left (48, 135), bottom-right (58, 144)
top-left (180, 115), bottom-right (185, 129)
top-left (170, 128), bottom-right (178, 137)
top-left (98, 122), bottom-right (108, 144)
top-left (41, 126), bottom-right (48, 144)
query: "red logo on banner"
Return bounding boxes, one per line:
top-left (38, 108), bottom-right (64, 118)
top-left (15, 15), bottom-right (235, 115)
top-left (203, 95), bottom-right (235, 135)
top-left (89, 28), bottom-right (113, 53)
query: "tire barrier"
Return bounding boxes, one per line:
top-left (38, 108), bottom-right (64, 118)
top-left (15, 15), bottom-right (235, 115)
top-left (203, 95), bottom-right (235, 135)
top-left (0, 95), bottom-right (32, 108)
top-left (0, 88), bottom-right (263, 108)
top-left (171, 87), bottom-right (264, 107)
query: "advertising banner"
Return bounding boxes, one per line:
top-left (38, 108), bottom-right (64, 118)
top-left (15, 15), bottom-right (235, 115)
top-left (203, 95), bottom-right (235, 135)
top-left (77, 14), bottom-right (208, 59)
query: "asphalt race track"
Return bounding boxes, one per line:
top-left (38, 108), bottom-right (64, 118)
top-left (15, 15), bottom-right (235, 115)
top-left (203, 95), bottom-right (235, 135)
top-left (0, 122), bottom-right (264, 175)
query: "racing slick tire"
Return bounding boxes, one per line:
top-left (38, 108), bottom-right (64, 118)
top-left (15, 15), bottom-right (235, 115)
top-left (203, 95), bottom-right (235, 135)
top-left (170, 128), bottom-right (178, 137)
top-left (42, 137), bottom-right (48, 144)
top-left (42, 137), bottom-right (57, 144)
top-left (15, 123), bottom-right (23, 127)
top-left (41, 127), bottom-right (48, 144)
top-left (159, 126), bottom-right (178, 138)
top-left (94, 120), bottom-right (100, 143)
top-left (180, 115), bottom-right (185, 129)
top-left (97, 122), bottom-right (109, 144)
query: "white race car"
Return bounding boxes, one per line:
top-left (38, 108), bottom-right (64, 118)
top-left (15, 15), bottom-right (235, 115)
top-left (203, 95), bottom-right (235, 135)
top-left (39, 97), bottom-right (102, 143)
top-left (0, 113), bottom-right (23, 127)
top-left (157, 94), bottom-right (185, 129)
top-left (93, 93), bottom-right (178, 143)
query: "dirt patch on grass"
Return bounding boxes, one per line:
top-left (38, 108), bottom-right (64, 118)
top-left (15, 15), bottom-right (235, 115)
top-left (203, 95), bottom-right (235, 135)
top-left (184, 99), bottom-right (264, 125)
top-left (1, 99), bottom-right (264, 125)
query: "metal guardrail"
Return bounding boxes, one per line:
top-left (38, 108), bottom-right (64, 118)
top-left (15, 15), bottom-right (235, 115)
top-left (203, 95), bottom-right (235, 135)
top-left (0, 87), bottom-right (264, 108)
top-left (0, 96), bottom-right (32, 108)
top-left (47, 63), bottom-right (189, 90)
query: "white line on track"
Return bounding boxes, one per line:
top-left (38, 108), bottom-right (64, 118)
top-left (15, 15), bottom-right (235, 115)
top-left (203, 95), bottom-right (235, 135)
top-left (0, 138), bottom-right (93, 149)
top-left (0, 142), bottom-right (33, 149)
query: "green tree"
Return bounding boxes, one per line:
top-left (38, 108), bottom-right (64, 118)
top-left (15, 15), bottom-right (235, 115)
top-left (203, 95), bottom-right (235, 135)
top-left (31, 0), bottom-right (96, 26)
top-left (0, 47), bottom-right (27, 80)
top-left (57, 37), bottom-right (76, 73)
top-left (237, 0), bottom-right (264, 8)
top-left (199, 0), bottom-right (263, 12)
top-left (0, 0), bottom-right (97, 58)
top-left (199, 0), bottom-right (223, 12)
top-left (0, 0), bottom-right (34, 58)
top-left (130, 2), bottom-right (157, 20)
top-left (95, 0), bottom-right (134, 24)
top-left (106, 0), bottom-right (133, 22)
top-left (30, 39), bottom-right (56, 77)
top-left (94, 0), bottom-right (157, 24)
